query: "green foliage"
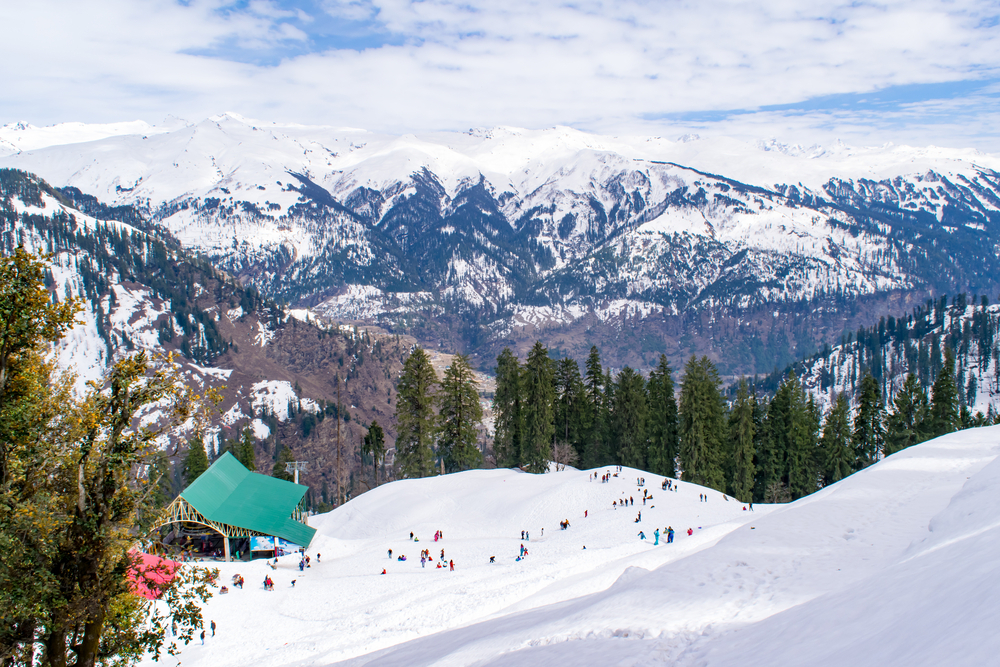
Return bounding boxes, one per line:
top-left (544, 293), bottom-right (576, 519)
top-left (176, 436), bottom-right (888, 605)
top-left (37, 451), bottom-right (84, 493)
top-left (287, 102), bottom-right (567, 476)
top-left (727, 379), bottom-right (755, 502)
top-left (492, 348), bottom-right (523, 469)
top-left (678, 355), bottom-right (726, 491)
top-left (852, 372), bottom-right (885, 469)
top-left (0, 250), bottom-right (216, 667)
top-left (885, 374), bottom-right (928, 455)
top-left (521, 342), bottom-right (555, 473)
top-left (394, 347), bottom-right (437, 478)
top-left (610, 367), bottom-right (647, 469)
top-left (927, 346), bottom-right (960, 439)
top-left (437, 354), bottom-right (483, 473)
top-left (582, 346), bottom-right (607, 468)
top-left (820, 393), bottom-right (853, 485)
top-left (553, 357), bottom-right (587, 466)
top-left (361, 420), bottom-right (386, 485)
top-left (272, 445), bottom-right (295, 481)
top-left (236, 424), bottom-right (257, 471)
top-left (646, 354), bottom-right (678, 477)
top-left (182, 435), bottom-right (210, 487)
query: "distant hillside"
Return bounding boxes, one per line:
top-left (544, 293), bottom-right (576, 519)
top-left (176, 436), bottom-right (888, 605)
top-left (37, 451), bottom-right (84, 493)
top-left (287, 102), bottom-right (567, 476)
top-left (758, 293), bottom-right (1000, 417)
top-left (0, 168), bottom-right (411, 506)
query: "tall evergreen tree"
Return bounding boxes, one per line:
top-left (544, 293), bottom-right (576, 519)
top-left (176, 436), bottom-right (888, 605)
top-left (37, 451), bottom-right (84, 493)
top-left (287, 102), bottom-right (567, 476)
top-left (437, 354), bottom-right (483, 472)
top-left (521, 342), bottom-right (555, 473)
top-left (853, 372), bottom-right (885, 469)
top-left (756, 375), bottom-right (792, 501)
top-left (647, 354), bottom-right (679, 477)
top-left (820, 392), bottom-right (853, 485)
top-left (679, 356), bottom-right (726, 491)
top-left (582, 346), bottom-right (605, 468)
top-left (786, 379), bottom-right (820, 500)
top-left (884, 373), bottom-right (928, 455)
top-left (727, 379), bottom-right (756, 502)
top-left (272, 444), bottom-right (295, 481)
top-left (493, 348), bottom-right (523, 468)
top-left (926, 346), bottom-right (960, 439)
top-left (183, 434), bottom-right (210, 486)
top-left (610, 366), bottom-right (648, 469)
top-left (395, 347), bottom-right (437, 478)
top-left (237, 424), bottom-right (257, 471)
top-left (361, 420), bottom-right (386, 485)
top-left (553, 357), bottom-right (587, 466)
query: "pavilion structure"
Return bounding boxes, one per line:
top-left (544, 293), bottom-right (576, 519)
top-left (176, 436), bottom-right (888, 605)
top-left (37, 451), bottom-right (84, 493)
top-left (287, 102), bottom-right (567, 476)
top-left (154, 451), bottom-right (316, 561)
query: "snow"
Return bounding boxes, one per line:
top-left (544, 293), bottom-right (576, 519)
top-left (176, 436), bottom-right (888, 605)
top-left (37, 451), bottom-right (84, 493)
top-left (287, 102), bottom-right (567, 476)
top-left (250, 380), bottom-right (299, 421)
top-left (147, 426), bottom-right (1000, 667)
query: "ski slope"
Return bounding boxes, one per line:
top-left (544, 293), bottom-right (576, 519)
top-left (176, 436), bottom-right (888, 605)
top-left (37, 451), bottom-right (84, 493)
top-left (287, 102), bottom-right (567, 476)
top-left (152, 426), bottom-right (1000, 667)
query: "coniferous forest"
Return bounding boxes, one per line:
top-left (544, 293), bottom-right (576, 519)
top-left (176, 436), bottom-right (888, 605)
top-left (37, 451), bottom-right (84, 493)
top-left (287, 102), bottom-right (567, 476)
top-left (396, 313), bottom-right (992, 503)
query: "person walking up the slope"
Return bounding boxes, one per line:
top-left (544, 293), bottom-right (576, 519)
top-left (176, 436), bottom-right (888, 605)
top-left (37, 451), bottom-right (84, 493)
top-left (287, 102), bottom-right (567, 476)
top-left (654, 528), bottom-right (660, 545)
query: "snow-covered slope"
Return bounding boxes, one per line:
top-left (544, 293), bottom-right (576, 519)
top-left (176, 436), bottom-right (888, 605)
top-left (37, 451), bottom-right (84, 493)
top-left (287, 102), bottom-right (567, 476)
top-left (152, 425), bottom-right (1000, 667)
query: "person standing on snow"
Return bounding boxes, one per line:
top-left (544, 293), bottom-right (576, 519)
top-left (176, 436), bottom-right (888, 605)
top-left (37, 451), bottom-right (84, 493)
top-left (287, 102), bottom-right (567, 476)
top-left (210, 620), bottom-right (216, 636)
top-left (667, 526), bottom-right (674, 543)
top-left (449, 560), bottom-right (454, 571)
top-left (638, 531), bottom-right (646, 540)
top-left (200, 630), bottom-right (205, 645)
top-left (654, 528), bottom-right (660, 545)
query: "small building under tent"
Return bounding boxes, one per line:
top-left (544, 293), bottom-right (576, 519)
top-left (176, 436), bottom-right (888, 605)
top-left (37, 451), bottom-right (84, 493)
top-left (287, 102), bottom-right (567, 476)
top-left (153, 451), bottom-right (316, 561)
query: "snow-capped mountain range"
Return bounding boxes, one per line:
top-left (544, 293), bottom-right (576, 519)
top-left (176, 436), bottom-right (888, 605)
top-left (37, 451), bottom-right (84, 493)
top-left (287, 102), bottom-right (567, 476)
top-left (4, 114), bottom-right (1000, 373)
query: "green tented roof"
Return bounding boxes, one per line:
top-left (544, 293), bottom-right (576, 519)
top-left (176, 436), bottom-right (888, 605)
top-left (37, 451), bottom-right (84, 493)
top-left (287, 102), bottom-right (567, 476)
top-left (181, 452), bottom-right (316, 547)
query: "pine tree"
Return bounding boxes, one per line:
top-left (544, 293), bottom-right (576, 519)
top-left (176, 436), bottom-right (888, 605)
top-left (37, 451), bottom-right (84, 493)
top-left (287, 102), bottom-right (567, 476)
top-left (237, 424), bottom-right (257, 471)
top-left (395, 347), bottom-right (437, 478)
top-left (727, 378), bottom-right (755, 501)
top-left (361, 420), bottom-right (386, 485)
top-left (611, 366), bottom-right (648, 469)
top-left (756, 375), bottom-right (792, 501)
top-left (521, 341), bottom-right (555, 473)
top-left (853, 372), bottom-right (885, 469)
top-left (884, 373), bottom-right (928, 455)
top-left (647, 354), bottom-right (679, 477)
top-left (492, 348), bottom-right (523, 468)
top-left (272, 445), bottom-right (295, 481)
top-left (553, 357), bottom-right (586, 467)
top-left (437, 354), bottom-right (483, 472)
top-left (582, 346), bottom-right (605, 468)
top-left (183, 434), bottom-right (210, 486)
top-left (786, 377), bottom-right (820, 499)
top-left (820, 392), bottom-right (853, 485)
top-left (678, 355), bottom-right (726, 491)
top-left (926, 346), bottom-right (960, 439)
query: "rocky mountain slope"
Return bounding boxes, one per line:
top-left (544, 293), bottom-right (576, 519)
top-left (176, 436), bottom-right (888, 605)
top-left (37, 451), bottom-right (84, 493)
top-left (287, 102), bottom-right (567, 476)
top-left (1, 168), bottom-right (412, 504)
top-left (3, 116), bottom-right (1000, 373)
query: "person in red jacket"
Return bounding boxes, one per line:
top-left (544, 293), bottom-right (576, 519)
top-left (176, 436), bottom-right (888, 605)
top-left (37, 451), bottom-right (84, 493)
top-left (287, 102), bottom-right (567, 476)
top-left (449, 560), bottom-right (454, 571)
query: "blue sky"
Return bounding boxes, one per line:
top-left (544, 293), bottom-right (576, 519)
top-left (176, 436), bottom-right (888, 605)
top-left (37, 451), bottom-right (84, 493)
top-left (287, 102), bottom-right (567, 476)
top-left (3, 0), bottom-right (1000, 150)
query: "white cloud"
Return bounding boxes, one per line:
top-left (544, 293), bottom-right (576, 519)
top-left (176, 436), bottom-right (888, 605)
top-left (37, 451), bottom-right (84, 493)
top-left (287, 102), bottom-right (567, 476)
top-left (2, 0), bottom-right (1000, 150)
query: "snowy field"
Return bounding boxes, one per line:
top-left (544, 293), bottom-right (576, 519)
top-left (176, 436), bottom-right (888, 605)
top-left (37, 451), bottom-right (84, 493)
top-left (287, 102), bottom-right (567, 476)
top-left (150, 426), bottom-right (1000, 667)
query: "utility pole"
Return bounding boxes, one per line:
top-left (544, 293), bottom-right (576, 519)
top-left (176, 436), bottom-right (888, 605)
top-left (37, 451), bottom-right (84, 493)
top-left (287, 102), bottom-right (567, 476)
top-left (285, 461), bottom-right (309, 485)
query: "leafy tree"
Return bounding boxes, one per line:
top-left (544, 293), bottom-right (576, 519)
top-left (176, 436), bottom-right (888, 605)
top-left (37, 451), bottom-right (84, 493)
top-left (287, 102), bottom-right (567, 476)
top-left (926, 346), bottom-right (960, 439)
top-left (647, 354), bottom-right (679, 477)
top-left (727, 379), bottom-right (756, 501)
top-left (361, 420), bottom-right (386, 486)
top-left (437, 354), bottom-right (483, 472)
top-left (521, 342), bottom-right (555, 473)
top-left (182, 434), bottom-right (210, 486)
top-left (610, 367), bottom-right (648, 469)
top-left (884, 374), bottom-right (928, 455)
top-left (394, 347), bottom-right (437, 478)
top-left (678, 355), bottom-right (726, 491)
top-left (0, 250), bottom-right (216, 667)
top-left (853, 372), bottom-right (885, 469)
top-left (820, 392), bottom-right (853, 485)
top-left (492, 348), bottom-right (523, 469)
top-left (272, 445), bottom-right (295, 481)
